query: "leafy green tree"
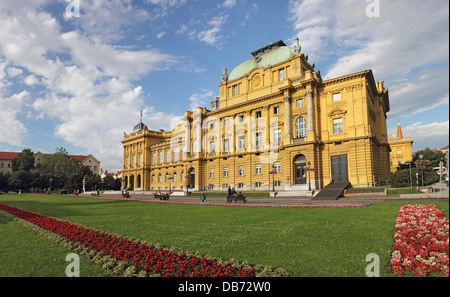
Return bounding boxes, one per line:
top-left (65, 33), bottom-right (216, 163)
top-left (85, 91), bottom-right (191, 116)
top-left (35, 147), bottom-right (93, 192)
top-left (0, 173), bottom-right (10, 192)
top-left (413, 148), bottom-right (445, 168)
top-left (102, 175), bottom-right (121, 190)
top-left (389, 167), bottom-right (439, 187)
top-left (11, 149), bottom-right (35, 172)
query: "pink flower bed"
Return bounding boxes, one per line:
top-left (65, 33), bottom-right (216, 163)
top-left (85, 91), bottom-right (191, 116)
top-left (391, 204), bottom-right (449, 277)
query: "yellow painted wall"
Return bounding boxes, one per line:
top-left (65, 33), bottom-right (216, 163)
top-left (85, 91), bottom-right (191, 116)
top-left (122, 42), bottom-right (391, 191)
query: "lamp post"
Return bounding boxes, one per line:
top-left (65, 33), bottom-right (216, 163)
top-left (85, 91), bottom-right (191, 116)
top-left (419, 153), bottom-right (424, 187)
top-left (271, 165), bottom-right (277, 192)
top-left (168, 174), bottom-right (173, 194)
top-left (414, 153), bottom-right (430, 187)
top-left (406, 162), bottom-right (412, 189)
top-left (416, 172), bottom-right (419, 191)
top-left (439, 158), bottom-right (443, 196)
top-left (306, 161), bottom-right (311, 191)
top-left (49, 177), bottom-right (53, 194)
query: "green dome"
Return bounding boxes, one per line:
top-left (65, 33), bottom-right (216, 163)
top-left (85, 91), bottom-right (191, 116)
top-left (228, 46), bottom-right (294, 81)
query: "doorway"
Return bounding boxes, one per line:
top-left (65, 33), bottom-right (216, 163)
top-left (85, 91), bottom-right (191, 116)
top-left (331, 155), bottom-right (348, 183)
top-left (188, 168), bottom-right (195, 189)
top-left (294, 155), bottom-right (307, 184)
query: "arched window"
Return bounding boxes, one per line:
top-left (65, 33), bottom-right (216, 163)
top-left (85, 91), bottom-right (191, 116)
top-left (159, 151), bottom-right (164, 164)
top-left (295, 117), bottom-right (307, 139)
top-left (152, 152), bottom-right (157, 165)
top-left (172, 147), bottom-right (178, 162)
top-left (158, 174), bottom-right (162, 183)
top-left (166, 149), bottom-right (171, 163)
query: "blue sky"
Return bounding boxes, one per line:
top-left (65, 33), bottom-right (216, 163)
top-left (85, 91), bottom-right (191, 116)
top-left (0, 0), bottom-right (448, 172)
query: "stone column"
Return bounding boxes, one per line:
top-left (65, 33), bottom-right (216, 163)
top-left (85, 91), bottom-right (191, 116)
top-left (284, 96), bottom-right (292, 143)
top-left (306, 90), bottom-right (314, 134)
top-left (184, 118), bottom-right (191, 154)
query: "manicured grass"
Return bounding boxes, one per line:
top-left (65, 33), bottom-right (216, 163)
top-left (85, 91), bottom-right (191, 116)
top-left (0, 194), bottom-right (448, 277)
top-left (387, 189), bottom-right (421, 195)
top-left (0, 212), bottom-right (113, 277)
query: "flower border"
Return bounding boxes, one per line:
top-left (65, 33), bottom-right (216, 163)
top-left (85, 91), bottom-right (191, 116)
top-left (0, 203), bottom-right (290, 277)
top-left (391, 204), bottom-right (449, 277)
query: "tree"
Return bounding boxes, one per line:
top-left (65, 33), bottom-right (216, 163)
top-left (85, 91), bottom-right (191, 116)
top-left (11, 149), bottom-right (35, 172)
top-left (413, 148), bottom-right (445, 168)
top-left (389, 167), bottom-right (439, 187)
top-left (102, 175), bottom-right (121, 190)
top-left (7, 149), bottom-right (36, 192)
top-left (35, 147), bottom-right (93, 192)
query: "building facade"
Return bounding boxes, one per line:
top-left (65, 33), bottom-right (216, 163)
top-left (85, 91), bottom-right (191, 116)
top-left (388, 121), bottom-right (413, 173)
top-left (122, 39), bottom-right (391, 192)
top-left (0, 151), bottom-right (100, 175)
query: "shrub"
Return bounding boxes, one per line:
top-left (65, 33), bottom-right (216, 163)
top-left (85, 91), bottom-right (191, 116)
top-left (389, 168), bottom-right (439, 188)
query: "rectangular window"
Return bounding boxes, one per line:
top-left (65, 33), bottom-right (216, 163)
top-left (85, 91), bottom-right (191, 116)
top-left (224, 138), bottom-right (230, 152)
top-left (274, 128), bottom-right (281, 144)
top-left (208, 184), bottom-right (214, 190)
top-left (255, 164), bottom-right (261, 175)
top-left (332, 93), bottom-right (341, 102)
top-left (255, 182), bottom-right (261, 188)
top-left (273, 162), bottom-right (281, 173)
top-left (238, 115), bottom-right (244, 123)
top-left (237, 183), bottom-right (244, 189)
top-left (238, 165), bottom-right (244, 176)
top-left (279, 68), bottom-right (285, 81)
top-left (232, 85), bottom-right (238, 96)
top-left (256, 132), bottom-right (262, 147)
top-left (273, 106), bottom-right (280, 114)
top-left (210, 123), bottom-right (215, 130)
top-left (274, 181), bottom-right (281, 187)
top-left (210, 141), bottom-right (215, 153)
top-left (209, 169), bottom-right (214, 178)
top-left (222, 183), bottom-right (228, 189)
top-left (296, 99), bottom-right (303, 107)
top-left (256, 111), bottom-right (262, 118)
top-left (224, 119), bottom-right (229, 126)
top-left (333, 118), bottom-right (344, 134)
top-left (238, 136), bottom-right (245, 150)
top-left (223, 167), bottom-right (228, 177)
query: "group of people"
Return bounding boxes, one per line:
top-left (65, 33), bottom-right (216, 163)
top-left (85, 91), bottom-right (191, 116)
top-left (227, 186), bottom-right (237, 196)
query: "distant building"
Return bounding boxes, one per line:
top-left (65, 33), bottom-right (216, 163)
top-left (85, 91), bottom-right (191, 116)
top-left (0, 151), bottom-right (100, 175)
top-left (388, 121), bottom-right (413, 172)
top-left (122, 38), bottom-right (391, 192)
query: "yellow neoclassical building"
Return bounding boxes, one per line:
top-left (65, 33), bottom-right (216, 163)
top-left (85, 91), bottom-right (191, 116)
top-left (388, 121), bottom-right (413, 173)
top-left (122, 39), bottom-right (391, 193)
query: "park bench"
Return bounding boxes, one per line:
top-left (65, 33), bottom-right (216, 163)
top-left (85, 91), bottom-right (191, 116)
top-left (154, 193), bottom-right (170, 200)
top-left (227, 194), bottom-right (247, 203)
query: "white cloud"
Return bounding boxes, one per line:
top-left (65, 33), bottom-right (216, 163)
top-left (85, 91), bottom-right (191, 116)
top-left (188, 89), bottom-right (214, 110)
top-left (0, 91), bottom-right (30, 146)
top-left (222, 0), bottom-right (237, 8)
top-left (198, 14), bottom-right (229, 48)
top-left (7, 67), bottom-right (23, 78)
top-left (0, 1), bottom-right (180, 171)
top-left (400, 121), bottom-right (449, 151)
top-left (290, 0), bottom-right (449, 124)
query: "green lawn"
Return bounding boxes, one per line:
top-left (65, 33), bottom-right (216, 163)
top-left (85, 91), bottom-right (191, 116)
top-left (0, 194), bottom-right (448, 277)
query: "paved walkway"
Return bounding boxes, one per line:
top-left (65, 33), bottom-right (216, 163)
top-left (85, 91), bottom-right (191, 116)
top-left (82, 183), bottom-right (448, 205)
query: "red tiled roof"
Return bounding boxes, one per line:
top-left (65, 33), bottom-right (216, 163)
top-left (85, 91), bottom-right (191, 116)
top-left (0, 151), bottom-right (87, 161)
top-left (0, 152), bottom-right (19, 160)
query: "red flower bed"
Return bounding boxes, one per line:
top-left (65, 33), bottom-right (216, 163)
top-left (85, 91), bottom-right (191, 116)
top-left (0, 203), bottom-right (260, 277)
top-left (391, 204), bottom-right (449, 277)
